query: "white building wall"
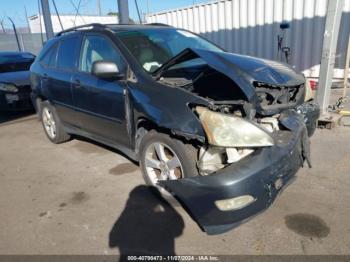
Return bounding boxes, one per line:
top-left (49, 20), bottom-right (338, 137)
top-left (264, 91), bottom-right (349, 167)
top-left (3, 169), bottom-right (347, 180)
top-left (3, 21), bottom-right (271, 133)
top-left (146, 0), bottom-right (350, 79)
top-left (29, 15), bottom-right (118, 34)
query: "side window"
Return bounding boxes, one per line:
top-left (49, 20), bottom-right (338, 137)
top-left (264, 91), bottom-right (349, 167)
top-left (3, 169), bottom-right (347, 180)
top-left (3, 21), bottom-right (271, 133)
top-left (79, 35), bottom-right (126, 74)
top-left (40, 44), bottom-right (58, 68)
top-left (56, 36), bottom-right (80, 70)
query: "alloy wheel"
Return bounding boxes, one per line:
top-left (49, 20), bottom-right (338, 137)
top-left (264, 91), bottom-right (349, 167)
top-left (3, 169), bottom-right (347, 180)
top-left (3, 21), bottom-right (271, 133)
top-left (144, 142), bottom-right (184, 187)
top-left (42, 107), bottom-right (57, 139)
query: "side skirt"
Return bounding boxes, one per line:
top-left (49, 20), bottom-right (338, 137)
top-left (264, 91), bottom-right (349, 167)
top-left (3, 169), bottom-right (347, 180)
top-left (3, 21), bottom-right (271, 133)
top-left (63, 123), bottom-right (139, 162)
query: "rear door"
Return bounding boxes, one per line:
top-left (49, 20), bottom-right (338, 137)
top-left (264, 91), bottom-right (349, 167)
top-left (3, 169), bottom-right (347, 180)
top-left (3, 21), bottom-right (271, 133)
top-left (71, 33), bottom-right (129, 146)
top-left (48, 35), bottom-right (81, 125)
top-left (36, 42), bottom-right (58, 102)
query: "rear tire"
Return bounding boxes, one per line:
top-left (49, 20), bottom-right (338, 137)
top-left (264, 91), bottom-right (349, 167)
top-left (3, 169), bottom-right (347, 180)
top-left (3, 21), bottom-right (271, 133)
top-left (139, 130), bottom-right (198, 193)
top-left (41, 101), bottom-right (70, 144)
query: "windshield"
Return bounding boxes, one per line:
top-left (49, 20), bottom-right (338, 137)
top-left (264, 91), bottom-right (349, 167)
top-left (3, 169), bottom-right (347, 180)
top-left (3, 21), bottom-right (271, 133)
top-left (0, 53), bottom-right (35, 73)
top-left (116, 28), bottom-right (222, 73)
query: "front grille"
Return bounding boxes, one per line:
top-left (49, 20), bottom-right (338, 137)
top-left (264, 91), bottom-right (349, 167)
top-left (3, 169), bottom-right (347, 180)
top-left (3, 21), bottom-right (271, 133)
top-left (18, 85), bottom-right (32, 93)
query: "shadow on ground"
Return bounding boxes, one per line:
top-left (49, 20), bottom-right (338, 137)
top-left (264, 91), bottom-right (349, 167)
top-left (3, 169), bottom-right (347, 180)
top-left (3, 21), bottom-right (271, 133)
top-left (109, 185), bottom-right (184, 260)
top-left (71, 135), bottom-right (139, 165)
top-left (0, 110), bottom-right (35, 125)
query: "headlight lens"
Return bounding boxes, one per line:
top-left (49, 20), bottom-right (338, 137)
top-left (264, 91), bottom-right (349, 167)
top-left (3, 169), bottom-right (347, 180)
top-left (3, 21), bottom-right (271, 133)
top-left (0, 83), bottom-right (18, 92)
top-left (196, 106), bottom-right (274, 147)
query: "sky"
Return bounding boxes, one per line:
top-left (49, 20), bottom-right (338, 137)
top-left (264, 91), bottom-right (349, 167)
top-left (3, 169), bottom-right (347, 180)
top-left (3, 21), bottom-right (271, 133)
top-left (0, 0), bottom-right (212, 28)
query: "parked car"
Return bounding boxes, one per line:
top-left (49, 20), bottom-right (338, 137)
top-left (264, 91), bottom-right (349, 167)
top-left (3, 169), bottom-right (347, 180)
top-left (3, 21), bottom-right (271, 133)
top-left (305, 78), bottom-right (318, 102)
top-left (0, 51), bottom-right (35, 111)
top-left (30, 23), bottom-right (320, 235)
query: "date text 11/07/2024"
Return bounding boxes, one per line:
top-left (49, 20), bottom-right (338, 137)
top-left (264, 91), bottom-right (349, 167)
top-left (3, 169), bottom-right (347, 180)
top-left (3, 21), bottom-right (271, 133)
top-left (126, 255), bottom-right (220, 261)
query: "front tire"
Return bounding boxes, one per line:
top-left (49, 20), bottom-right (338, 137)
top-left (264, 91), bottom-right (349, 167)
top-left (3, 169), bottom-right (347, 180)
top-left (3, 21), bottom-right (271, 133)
top-left (41, 101), bottom-right (70, 144)
top-left (139, 130), bottom-right (198, 193)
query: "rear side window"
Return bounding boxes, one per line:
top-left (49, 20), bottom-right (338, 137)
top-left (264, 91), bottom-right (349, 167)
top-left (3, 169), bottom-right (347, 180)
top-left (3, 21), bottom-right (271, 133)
top-left (41, 44), bottom-right (58, 68)
top-left (56, 36), bottom-right (80, 70)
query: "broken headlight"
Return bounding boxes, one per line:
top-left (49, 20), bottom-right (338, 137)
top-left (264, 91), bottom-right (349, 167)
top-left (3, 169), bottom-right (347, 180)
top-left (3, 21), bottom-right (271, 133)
top-left (196, 106), bottom-right (274, 147)
top-left (0, 83), bottom-right (18, 93)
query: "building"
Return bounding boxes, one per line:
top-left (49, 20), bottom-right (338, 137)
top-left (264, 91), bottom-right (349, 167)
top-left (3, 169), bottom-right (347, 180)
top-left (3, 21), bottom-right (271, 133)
top-left (146, 0), bottom-right (350, 79)
top-left (28, 14), bottom-right (118, 33)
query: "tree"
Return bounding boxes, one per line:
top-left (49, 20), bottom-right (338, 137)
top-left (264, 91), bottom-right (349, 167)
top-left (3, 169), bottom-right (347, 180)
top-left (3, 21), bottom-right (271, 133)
top-left (107, 11), bottom-right (135, 24)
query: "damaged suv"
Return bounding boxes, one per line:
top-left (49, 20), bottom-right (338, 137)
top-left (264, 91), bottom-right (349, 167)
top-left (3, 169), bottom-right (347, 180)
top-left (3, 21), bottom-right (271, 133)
top-left (30, 23), bottom-right (320, 234)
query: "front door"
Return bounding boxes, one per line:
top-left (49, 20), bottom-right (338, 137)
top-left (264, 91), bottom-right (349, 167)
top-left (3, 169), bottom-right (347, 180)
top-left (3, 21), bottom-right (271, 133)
top-left (72, 34), bottom-right (129, 146)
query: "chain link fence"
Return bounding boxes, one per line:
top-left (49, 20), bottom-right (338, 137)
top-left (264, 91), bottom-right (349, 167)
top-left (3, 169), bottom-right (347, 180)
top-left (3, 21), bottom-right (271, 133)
top-left (0, 33), bottom-right (46, 55)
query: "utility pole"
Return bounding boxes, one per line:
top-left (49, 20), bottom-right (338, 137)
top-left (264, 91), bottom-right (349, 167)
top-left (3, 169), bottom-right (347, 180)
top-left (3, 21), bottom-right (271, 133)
top-left (38, 0), bottom-right (44, 45)
top-left (97, 0), bottom-right (102, 16)
top-left (316, 0), bottom-right (344, 113)
top-left (7, 17), bottom-right (21, 51)
top-left (40, 0), bottom-right (54, 39)
top-left (117, 0), bottom-right (129, 24)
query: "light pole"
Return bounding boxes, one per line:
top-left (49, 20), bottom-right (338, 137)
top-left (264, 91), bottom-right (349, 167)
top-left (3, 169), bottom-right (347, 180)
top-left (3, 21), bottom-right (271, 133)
top-left (7, 17), bottom-right (21, 51)
top-left (0, 20), bottom-right (5, 33)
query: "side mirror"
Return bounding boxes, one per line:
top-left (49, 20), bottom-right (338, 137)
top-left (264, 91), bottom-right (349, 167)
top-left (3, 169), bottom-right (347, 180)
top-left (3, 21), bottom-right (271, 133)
top-left (92, 61), bottom-right (124, 79)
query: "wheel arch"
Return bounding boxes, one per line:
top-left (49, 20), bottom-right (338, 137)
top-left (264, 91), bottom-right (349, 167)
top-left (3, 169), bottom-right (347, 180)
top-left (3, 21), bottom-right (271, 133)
top-left (32, 94), bottom-right (49, 119)
top-left (134, 117), bottom-right (204, 159)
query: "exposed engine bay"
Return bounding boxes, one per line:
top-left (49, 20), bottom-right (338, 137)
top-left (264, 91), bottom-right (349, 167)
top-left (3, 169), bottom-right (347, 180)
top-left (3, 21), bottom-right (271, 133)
top-left (155, 55), bottom-right (308, 176)
top-left (158, 68), bottom-right (294, 175)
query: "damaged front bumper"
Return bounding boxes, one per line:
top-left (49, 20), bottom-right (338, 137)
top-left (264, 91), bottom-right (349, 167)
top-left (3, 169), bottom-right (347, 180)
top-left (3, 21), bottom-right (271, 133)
top-left (159, 110), bottom-right (315, 235)
top-left (0, 89), bottom-right (33, 111)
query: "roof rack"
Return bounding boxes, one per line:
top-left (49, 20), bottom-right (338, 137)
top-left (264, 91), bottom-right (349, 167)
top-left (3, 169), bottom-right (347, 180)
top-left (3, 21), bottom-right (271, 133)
top-left (146, 23), bottom-right (172, 27)
top-left (56, 23), bottom-right (107, 36)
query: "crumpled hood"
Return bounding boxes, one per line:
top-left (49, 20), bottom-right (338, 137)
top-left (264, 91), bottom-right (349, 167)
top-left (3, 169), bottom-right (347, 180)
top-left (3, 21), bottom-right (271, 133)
top-left (200, 50), bottom-right (305, 85)
top-left (0, 71), bottom-right (31, 87)
top-left (154, 48), bottom-right (305, 102)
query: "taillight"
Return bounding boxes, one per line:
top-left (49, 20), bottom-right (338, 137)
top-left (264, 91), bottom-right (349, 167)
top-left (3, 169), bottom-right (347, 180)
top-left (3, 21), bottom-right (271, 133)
top-left (309, 80), bottom-right (318, 90)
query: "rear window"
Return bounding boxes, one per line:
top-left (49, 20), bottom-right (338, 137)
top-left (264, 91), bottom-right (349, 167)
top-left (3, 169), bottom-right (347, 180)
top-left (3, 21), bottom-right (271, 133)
top-left (0, 53), bottom-right (35, 73)
top-left (56, 36), bottom-right (80, 70)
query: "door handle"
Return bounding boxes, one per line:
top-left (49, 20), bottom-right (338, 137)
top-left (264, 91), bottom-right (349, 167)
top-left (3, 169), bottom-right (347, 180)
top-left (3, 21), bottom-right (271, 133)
top-left (43, 73), bottom-right (48, 81)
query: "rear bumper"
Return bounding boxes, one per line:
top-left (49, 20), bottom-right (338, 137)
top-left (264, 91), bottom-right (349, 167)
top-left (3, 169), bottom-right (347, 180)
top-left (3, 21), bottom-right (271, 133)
top-left (159, 108), bottom-right (316, 235)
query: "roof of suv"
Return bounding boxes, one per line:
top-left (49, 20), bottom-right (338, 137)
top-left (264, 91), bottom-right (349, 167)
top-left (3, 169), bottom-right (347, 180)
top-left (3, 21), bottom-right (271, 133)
top-left (55, 23), bottom-right (172, 37)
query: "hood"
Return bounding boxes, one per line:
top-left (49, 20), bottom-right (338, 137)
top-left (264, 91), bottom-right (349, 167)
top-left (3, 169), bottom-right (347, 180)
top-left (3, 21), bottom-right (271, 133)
top-left (0, 71), bottom-right (31, 87)
top-left (153, 48), bottom-right (305, 101)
